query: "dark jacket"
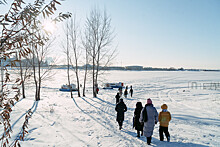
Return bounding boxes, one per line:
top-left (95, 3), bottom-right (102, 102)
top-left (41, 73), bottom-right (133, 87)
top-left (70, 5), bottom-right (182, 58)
top-left (124, 89), bottom-right (128, 96)
top-left (134, 106), bottom-right (143, 131)
top-left (130, 88), bottom-right (133, 96)
top-left (115, 101), bottom-right (127, 121)
top-left (115, 93), bottom-right (120, 104)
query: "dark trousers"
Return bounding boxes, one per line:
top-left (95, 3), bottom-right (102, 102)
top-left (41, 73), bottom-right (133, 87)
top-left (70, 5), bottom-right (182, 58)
top-left (147, 136), bottom-right (152, 145)
top-left (118, 120), bottom-right (123, 127)
top-left (159, 126), bottom-right (170, 141)
top-left (136, 130), bottom-right (143, 137)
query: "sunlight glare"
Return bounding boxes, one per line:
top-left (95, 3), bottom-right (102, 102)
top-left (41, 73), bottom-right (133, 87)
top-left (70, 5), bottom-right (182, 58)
top-left (42, 20), bottom-right (56, 34)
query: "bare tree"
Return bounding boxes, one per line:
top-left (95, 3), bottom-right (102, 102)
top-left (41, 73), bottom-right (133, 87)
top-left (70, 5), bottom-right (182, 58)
top-left (69, 16), bottom-right (81, 97)
top-left (23, 4), bottom-right (71, 102)
top-left (29, 34), bottom-right (56, 101)
top-left (16, 52), bottom-right (32, 98)
top-left (84, 8), bottom-right (116, 97)
top-left (81, 40), bottom-right (91, 97)
top-left (62, 20), bottom-right (73, 98)
top-left (62, 16), bottom-right (81, 97)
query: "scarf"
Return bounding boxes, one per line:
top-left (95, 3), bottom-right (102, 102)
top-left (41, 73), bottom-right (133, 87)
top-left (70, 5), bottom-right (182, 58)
top-left (162, 109), bottom-right (167, 112)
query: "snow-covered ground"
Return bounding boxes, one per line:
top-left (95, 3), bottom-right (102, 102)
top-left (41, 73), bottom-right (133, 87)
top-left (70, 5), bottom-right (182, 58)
top-left (3, 70), bottom-right (220, 146)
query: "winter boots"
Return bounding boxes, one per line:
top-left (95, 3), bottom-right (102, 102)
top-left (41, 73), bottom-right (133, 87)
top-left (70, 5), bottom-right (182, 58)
top-left (119, 126), bottom-right (122, 130)
top-left (147, 136), bottom-right (152, 145)
top-left (167, 136), bottom-right (170, 142)
top-left (136, 131), bottom-right (140, 138)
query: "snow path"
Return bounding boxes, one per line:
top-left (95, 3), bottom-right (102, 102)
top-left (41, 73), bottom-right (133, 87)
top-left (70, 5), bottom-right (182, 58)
top-left (2, 70), bottom-right (220, 146)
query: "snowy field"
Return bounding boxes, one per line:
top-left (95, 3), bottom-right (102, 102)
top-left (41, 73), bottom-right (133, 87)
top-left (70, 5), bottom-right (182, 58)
top-left (3, 70), bottom-right (220, 147)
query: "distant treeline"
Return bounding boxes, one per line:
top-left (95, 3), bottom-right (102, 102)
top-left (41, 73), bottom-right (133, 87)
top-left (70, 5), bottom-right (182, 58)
top-left (52, 65), bottom-right (220, 72)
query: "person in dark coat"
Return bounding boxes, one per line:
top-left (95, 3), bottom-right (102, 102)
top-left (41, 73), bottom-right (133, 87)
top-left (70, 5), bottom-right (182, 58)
top-left (115, 99), bottom-right (127, 130)
top-left (115, 92), bottom-right (120, 104)
top-left (133, 102), bottom-right (144, 137)
top-left (124, 88), bottom-right (128, 98)
top-left (130, 85), bottom-right (133, 97)
top-left (140, 98), bottom-right (158, 145)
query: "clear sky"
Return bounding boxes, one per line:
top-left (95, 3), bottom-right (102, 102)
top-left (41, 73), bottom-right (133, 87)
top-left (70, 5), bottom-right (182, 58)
top-left (1, 0), bottom-right (220, 69)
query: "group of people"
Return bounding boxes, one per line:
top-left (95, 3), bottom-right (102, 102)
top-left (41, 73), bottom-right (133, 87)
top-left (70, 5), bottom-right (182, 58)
top-left (115, 95), bottom-right (171, 145)
top-left (135, 98), bottom-right (171, 145)
top-left (115, 86), bottom-right (129, 130)
top-left (117, 85), bottom-right (133, 99)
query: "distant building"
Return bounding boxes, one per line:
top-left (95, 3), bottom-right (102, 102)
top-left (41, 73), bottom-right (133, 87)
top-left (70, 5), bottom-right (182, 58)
top-left (125, 66), bottom-right (143, 70)
top-left (103, 66), bottom-right (125, 70)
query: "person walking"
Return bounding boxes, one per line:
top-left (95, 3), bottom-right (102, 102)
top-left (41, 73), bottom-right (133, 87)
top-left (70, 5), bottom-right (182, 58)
top-left (129, 85), bottom-right (133, 97)
top-left (124, 87), bottom-right (128, 98)
top-left (158, 104), bottom-right (171, 142)
top-left (115, 99), bottom-right (127, 130)
top-left (118, 87), bottom-right (123, 97)
top-left (115, 92), bottom-right (120, 104)
top-left (140, 98), bottom-right (158, 145)
top-left (133, 102), bottom-right (144, 137)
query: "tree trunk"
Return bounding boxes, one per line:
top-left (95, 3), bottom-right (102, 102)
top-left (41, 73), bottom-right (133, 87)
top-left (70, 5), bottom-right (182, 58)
top-left (33, 55), bottom-right (39, 101)
top-left (19, 60), bottom-right (26, 98)
top-left (66, 21), bottom-right (73, 98)
top-left (36, 61), bottom-right (41, 101)
top-left (67, 62), bottom-right (73, 98)
top-left (67, 51), bottom-right (73, 98)
top-left (83, 52), bottom-right (88, 97)
top-left (92, 54), bottom-right (96, 97)
top-left (75, 66), bottom-right (80, 97)
top-left (83, 70), bottom-right (87, 97)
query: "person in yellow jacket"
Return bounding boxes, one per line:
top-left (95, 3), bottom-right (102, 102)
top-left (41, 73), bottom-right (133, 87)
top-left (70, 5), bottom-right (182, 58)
top-left (158, 104), bottom-right (171, 142)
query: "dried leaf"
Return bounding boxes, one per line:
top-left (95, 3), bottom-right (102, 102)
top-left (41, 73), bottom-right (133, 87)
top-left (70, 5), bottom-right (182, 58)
top-left (51, 3), bottom-right (57, 11)
top-left (48, 7), bottom-right (54, 14)
top-left (10, 100), bottom-right (15, 106)
top-left (21, 0), bottom-right (25, 4)
top-left (54, 0), bottom-right (61, 5)
top-left (42, 11), bottom-right (45, 18)
top-left (45, 10), bottom-right (51, 17)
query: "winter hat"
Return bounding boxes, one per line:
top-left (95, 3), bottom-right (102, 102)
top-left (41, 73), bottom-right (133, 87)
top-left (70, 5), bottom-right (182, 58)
top-left (147, 98), bottom-right (152, 104)
top-left (120, 98), bottom-right (123, 102)
top-left (161, 104), bottom-right (168, 110)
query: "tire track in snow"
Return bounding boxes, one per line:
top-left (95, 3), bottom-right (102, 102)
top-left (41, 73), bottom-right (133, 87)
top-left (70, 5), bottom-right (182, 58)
top-left (157, 87), bottom-right (220, 146)
top-left (157, 88), bottom-right (201, 110)
top-left (88, 96), bottom-right (147, 145)
top-left (73, 97), bottom-right (146, 146)
top-left (166, 88), bottom-right (219, 118)
top-left (80, 97), bottom-right (138, 145)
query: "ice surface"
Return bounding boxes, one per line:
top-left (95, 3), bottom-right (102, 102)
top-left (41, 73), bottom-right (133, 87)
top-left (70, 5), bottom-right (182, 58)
top-left (3, 70), bottom-right (220, 146)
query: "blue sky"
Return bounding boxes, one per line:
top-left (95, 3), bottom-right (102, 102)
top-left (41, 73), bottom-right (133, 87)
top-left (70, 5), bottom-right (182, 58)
top-left (1, 0), bottom-right (220, 69)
